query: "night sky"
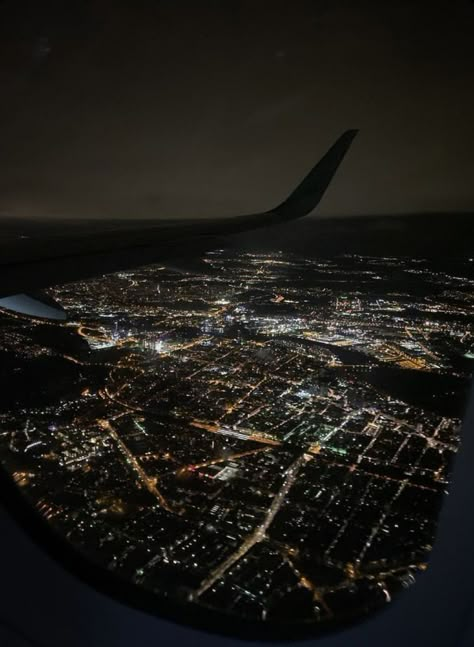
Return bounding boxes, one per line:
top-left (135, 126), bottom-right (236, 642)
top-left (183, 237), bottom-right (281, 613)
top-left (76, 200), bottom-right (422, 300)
top-left (0, 0), bottom-right (473, 221)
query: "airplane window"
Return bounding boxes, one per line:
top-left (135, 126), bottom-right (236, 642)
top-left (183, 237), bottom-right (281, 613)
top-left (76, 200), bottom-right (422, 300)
top-left (0, 220), bottom-right (472, 638)
top-left (1, 0), bottom-right (473, 641)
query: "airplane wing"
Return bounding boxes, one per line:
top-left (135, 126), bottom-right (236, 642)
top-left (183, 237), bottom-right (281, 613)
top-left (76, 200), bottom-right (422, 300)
top-left (0, 130), bottom-right (357, 318)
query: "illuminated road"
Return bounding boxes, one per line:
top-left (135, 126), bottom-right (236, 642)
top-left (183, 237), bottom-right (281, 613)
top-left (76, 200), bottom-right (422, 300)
top-left (405, 326), bottom-right (440, 361)
top-left (98, 419), bottom-right (173, 513)
top-left (190, 452), bottom-right (310, 600)
top-left (178, 446), bottom-right (271, 474)
top-left (190, 420), bottom-right (281, 445)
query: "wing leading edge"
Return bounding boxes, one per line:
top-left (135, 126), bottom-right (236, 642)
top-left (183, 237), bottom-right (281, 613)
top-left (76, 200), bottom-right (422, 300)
top-left (0, 130), bottom-right (357, 316)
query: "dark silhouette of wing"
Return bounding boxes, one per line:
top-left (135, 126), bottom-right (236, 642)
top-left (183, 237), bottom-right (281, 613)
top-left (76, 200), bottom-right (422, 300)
top-left (0, 130), bottom-right (357, 315)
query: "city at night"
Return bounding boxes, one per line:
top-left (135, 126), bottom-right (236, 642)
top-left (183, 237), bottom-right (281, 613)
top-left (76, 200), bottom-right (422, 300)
top-left (1, 1), bottom-right (474, 644)
top-left (0, 250), bottom-right (471, 628)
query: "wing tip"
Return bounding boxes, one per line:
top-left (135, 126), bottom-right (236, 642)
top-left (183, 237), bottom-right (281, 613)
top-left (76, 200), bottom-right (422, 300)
top-left (273, 128), bottom-right (359, 220)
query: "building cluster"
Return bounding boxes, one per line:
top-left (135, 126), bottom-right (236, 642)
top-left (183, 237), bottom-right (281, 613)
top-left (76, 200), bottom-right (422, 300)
top-left (0, 251), bottom-right (471, 626)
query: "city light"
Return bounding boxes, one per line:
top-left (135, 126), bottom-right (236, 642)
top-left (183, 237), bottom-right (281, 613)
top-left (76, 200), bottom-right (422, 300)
top-left (0, 250), bottom-right (471, 627)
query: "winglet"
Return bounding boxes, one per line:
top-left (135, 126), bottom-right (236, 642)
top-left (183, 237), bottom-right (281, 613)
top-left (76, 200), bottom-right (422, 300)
top-left (272, 129), bottom-right (358, 222)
